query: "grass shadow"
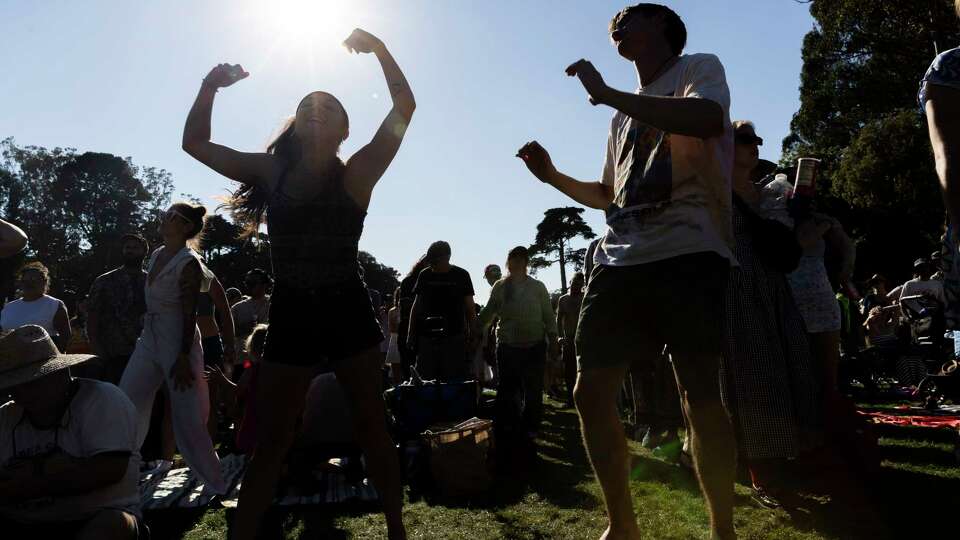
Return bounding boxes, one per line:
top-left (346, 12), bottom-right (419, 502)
top-left (873, 465), bottom-right (960, 538)
top-left (879, 442), bottom-right (957, 467)
top-left (293, 503), bottom-right (378, 540)
top-left (873, 422), bottom-right (958, 444)
top-left (143, 507), bottom-right (208, 539)
top-left (526, 404), bottom-right (605, 510)
top-left (222, 502), bottom-right (379, 540)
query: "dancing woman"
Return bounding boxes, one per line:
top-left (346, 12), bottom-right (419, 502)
top-left (182, 28), bottom-right (413, 539)
top-left (119, 202), bottom-right (226, 493)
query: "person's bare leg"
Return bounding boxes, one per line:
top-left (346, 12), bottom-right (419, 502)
top-left (233, 363), bottom-right (313, 540)
top-left (574, 364), bottom-right (640, 540)
top-left (336, 346), bottom-right (406, 540)
top-left (673, 352), bottom-right (736, 540)
top-left (76, 509), bottom-right (138, 540)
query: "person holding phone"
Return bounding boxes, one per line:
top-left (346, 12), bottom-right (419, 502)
top-left (182, 28), bottom-right (413, 540)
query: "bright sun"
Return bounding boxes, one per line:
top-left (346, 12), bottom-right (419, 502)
top-left (263, 0), bottom-right (356, 47)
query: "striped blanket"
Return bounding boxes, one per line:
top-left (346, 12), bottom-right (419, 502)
top-left (139, 454), bottom-right (378, 510)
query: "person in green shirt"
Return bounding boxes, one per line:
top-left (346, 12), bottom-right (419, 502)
top-left (480, 246), bottom-right (559, 450)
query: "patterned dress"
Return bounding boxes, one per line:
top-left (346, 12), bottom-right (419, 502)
top-left (787, 237), bottom-right (842, 334)
top-left (721, 199), bottom-right (822, 460)
top-left (919, 46), bottom-right (960, 330)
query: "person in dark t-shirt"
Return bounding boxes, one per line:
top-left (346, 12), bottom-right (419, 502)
top-left (396, 254), bottom-right (429, 382)
top-left (406, 241), bottom-right (477, 381)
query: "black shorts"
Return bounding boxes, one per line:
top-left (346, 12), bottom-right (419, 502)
top-left (263, 282), bottom-right (385, 368)
top-left (576, 252), bottom-right (729, 372)
top-left (201, 335), bottom-right (224, 368)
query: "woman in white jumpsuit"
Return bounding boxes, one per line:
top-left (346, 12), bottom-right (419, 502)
top-left (120, 203), bottom-right (226, 494)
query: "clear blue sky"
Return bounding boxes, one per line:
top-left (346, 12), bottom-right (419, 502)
top-left (0, 0), bottom-right (814, 301)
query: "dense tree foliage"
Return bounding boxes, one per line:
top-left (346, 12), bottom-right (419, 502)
top-left (783, 0), bottom-right (960, 282)
top-left (0, 139), bottom-right (399, 307)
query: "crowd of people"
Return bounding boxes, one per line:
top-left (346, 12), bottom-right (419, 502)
top-left (1, 2), bottom-right (959, 539)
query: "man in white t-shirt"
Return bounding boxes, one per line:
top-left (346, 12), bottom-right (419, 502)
top-left (232, 269), bottom-right (272, 342)
top-left (518, 4), bottom-right (736, 539)
top-left (888, 259), bottom-right (946, 305)
top-left (0, 325), bottom-right (142, 539)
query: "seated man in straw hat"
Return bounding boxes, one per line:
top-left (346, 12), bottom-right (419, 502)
top-left (0, 325), bottom-right (142, 539)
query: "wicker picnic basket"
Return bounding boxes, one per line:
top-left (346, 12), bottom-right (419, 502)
top-left (423, 417), bottom-right (493, 497)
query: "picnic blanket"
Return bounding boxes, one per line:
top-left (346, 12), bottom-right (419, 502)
top-left (858, 406), bottom-right (960, 430)
top-left (140, 454), bottom-right (378, 510)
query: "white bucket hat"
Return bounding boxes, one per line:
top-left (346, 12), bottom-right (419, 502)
top-left (0, 325), bottom-right (94, 390)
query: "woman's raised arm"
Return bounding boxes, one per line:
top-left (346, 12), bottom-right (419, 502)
top-left (342, 29), bottom-right (416, 205)
top-left (182, 64), bottom-right (279, 186)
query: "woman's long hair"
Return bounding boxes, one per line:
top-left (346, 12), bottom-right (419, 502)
top-left (404, 253), bottom-right (430, 281)
top-left (226, 92), bottom-right (348, 238)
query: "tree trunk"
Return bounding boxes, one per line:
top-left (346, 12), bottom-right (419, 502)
top-left (558, 241), bottom-right (568, 294)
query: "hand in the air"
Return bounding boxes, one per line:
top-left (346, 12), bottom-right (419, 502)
top-left (203, 63), bottom-right (249, 89)
top-left (343, 28), bottom-right (384, 54)
top-left (517, 141), bottom-right (557, 183)
top-left (566, 59), bottom-right (610, 106)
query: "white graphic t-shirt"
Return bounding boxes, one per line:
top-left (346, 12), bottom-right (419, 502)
top-left (0, 379), bottom-right (141, 523)
top-left (597, 53), bottom-right (736, 268)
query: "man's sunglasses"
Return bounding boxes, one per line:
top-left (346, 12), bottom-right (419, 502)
top-left (735, 133), bottom-right (764, 146)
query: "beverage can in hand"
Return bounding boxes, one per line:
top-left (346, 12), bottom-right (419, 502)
top-left (792, 158), bottom-right (820, 198)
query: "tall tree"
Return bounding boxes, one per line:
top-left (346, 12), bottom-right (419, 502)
top-left (204, 236), bottom-right (273, 291)
top-left (782, 0), bottom-right (960, 281)
top-left (528, 207), bottom-right (596, 293)
top-left (359, 251), bottom-right (401, 297)
top-left (0, 138), bottom-right (409, 311)
top-left (0, 139), bottom-right (174, 297)
top-left (201, 214), bottom-right (243, 259)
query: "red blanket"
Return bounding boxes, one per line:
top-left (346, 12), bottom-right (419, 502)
top-left (858, 410), bottom-right (960, 430)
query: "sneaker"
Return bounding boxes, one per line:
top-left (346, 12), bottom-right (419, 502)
top-left (751, 486), bottom-right (782, 509)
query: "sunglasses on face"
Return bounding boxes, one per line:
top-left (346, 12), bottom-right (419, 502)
top-left (164, 209), bottom-right (193, 226)
top-left (735, 133), bottom-right (763, 146)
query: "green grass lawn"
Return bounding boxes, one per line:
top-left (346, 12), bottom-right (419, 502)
top-left (149, 399), bottom-right (959, 539)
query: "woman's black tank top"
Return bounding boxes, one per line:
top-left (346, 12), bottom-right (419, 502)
top-left (266, 168), bottom-right (367, 291)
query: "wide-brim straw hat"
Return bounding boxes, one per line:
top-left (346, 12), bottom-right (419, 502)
top-left (0, 325), bottom-right (94, 390)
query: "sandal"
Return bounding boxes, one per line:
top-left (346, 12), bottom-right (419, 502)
top-left (751, 486), bottom-right (782, 509)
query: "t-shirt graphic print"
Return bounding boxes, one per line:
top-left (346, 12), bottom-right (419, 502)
top-left (613, 108), bottom-right (674, 212)
top-left (597, 53), bottom-right (737, 269)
